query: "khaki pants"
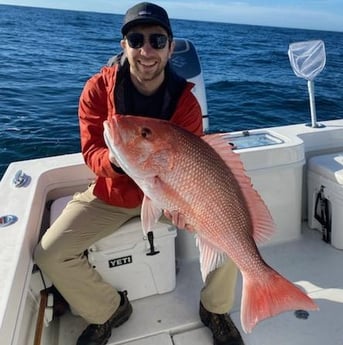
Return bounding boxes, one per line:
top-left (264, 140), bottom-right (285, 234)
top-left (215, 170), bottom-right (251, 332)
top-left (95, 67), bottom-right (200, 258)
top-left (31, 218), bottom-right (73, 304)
top-left (34, 184), bottom-right (237, 323)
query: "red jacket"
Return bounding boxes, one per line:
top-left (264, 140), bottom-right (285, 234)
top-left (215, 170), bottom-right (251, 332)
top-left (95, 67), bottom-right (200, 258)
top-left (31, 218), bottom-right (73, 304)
top-left (79, 65), bottom-right (203, 208)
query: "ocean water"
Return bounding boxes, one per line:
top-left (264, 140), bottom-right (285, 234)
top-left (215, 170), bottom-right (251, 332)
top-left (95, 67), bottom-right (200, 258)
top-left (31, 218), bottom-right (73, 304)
top-left (1, 5), bottom-right (343, 178)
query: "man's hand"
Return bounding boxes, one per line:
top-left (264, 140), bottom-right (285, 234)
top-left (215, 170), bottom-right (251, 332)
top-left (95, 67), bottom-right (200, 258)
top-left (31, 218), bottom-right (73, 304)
top-left (163, 210), bottom-right (194, 231)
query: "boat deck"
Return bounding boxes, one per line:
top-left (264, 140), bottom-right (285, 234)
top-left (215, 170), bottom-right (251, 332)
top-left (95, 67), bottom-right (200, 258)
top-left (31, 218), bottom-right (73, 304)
top-left (55, 224), bottom-right (343, 345)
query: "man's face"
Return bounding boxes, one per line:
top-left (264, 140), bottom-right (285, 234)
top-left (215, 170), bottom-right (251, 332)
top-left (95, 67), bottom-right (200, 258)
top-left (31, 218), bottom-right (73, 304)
top-left (121, 25), bottom-right (174, 94)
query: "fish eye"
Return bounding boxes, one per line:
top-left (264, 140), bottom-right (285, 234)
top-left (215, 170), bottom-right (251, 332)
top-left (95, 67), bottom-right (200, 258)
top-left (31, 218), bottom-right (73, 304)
top-left (141, 127), bottom-right (152, 139)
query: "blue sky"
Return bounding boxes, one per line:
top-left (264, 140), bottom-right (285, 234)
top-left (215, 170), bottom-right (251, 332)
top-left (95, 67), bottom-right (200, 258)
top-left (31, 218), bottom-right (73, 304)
top-left (1, 0), bottom-right (342, 32)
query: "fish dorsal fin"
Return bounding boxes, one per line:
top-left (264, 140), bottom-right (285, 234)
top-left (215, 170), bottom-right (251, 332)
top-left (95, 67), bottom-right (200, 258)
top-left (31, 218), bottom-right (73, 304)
top-left (202, 133), bottom-right (275, 243)
top-left (196, 234), bottom-right (228, 282)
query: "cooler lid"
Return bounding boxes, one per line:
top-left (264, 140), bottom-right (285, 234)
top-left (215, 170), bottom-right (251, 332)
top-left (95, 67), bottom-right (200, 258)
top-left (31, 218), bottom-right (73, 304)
top-left (308, 152), bottom-right (343, 185)
top-left (50, 197), bottom-right (176, 253)
top-left (92, 217), bottom-right (176, 252)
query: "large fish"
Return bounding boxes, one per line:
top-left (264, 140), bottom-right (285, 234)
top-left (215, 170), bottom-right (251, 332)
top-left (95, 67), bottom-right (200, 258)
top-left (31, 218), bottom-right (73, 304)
top-left (104, 114), bottom-right (318, 333)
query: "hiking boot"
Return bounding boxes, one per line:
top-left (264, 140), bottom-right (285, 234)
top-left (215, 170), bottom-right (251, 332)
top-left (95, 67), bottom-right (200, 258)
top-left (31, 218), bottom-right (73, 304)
top-left (76, 290), bottom-right (132, 345)
top-left (199, 302), bottom-right (245, 345)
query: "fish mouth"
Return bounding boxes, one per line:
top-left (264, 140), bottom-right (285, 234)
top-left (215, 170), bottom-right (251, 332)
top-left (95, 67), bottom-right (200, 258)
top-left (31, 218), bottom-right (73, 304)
top-left (106, 116), bottom-right (122, 146)
top-left (105, 115), bottom-right (135, 150)
top-left (103, 117), bottom-right (121, 151)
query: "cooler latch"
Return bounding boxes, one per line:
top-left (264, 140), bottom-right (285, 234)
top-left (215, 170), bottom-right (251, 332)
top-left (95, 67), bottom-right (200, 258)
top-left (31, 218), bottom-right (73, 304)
top-left (314, 185), bottom-right (331, 243)
top-left (146, 231), bottom-right (160, 256)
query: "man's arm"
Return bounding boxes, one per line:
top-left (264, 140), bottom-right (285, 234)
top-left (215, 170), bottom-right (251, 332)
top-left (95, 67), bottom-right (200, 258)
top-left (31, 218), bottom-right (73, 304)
top-left (78, 73), bottom-right (123, 178)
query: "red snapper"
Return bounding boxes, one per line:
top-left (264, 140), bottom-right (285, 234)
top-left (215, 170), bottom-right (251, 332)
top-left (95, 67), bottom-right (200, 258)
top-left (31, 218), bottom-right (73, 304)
top-left (104, 114), bottom-right (318, 333)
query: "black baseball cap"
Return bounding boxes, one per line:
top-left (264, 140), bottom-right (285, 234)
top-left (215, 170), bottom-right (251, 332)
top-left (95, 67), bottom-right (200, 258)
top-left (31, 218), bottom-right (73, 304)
top-left (121, 2), bottom-right (173, 38)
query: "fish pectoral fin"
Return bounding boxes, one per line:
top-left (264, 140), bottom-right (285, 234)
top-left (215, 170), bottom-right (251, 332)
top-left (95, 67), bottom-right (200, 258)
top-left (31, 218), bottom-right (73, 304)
top-left (141, 195), bottom-right (162, 236)
top-left (196, 235), bottom-right (228, 282)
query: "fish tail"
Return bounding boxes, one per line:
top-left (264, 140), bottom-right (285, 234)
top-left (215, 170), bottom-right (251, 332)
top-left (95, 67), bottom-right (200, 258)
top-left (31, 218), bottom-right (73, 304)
top-left (241, 268), bottom-right (318, 333)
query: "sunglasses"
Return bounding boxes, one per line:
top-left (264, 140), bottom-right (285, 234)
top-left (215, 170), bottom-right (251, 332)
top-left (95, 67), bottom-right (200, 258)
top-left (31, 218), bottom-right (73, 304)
top-left (126, 32), bottom-right (169, 50)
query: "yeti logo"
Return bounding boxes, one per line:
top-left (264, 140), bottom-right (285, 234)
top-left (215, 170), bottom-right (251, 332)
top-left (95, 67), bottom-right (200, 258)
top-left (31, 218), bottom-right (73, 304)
top-left (108, 255), bottom-right (133, 268)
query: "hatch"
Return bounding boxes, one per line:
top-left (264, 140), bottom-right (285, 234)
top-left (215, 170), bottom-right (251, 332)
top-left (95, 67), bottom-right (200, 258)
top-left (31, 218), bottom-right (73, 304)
top-left (228, 131), bottom-right (284, 149)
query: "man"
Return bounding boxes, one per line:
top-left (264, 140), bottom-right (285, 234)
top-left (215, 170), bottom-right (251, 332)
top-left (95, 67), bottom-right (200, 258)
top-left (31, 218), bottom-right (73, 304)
top-left (34, 3), bottom-right (244, 345)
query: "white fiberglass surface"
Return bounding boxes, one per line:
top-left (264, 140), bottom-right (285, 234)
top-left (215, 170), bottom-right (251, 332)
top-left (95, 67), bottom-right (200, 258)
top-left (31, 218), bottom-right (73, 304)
top-left (54, 224), bottom-right (343, 345)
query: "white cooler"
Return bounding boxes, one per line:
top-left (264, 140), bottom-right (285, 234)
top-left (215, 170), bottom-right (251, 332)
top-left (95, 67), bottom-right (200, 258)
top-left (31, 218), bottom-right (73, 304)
top-left (230, 130), bottom-right (305, 245)
top-left (50, 196), bottom-right (177, 301)
top-left (307, 152), bottom-right (343, 249)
